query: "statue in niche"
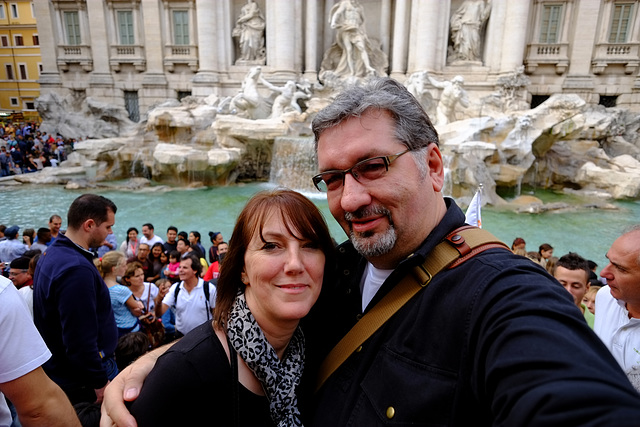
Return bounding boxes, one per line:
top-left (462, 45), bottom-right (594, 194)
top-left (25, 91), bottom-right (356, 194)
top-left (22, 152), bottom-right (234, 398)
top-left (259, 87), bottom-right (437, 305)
top-left (319, 0), bottom-right (388, 81)
top-left (448, 0), bottom-right (492, 63)
top-left (259, 77), bottom-right (312, 119)
top-left (426, 73), bottom-right (469, 126)
top-left (232, 0), bottom-right (266, 64)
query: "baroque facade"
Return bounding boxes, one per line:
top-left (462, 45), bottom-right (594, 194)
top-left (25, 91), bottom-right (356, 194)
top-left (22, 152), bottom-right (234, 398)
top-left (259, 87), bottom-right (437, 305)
top-left (0, 0), bottom-right (41, 119)
top-left (34, 0), bottom-right (640, 122)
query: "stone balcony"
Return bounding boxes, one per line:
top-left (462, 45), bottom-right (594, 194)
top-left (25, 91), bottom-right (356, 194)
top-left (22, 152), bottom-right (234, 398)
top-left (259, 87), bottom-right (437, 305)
top-left (591, 43), bottom-right (640, 74)
top-left (524, 43), bottom-right (570, 75)
top-left (109, 45), bottom-right (146, 72)
top-left (163, 44), bottom-right (198, 73)
top-left (57, 44), bottom-right (93, 72)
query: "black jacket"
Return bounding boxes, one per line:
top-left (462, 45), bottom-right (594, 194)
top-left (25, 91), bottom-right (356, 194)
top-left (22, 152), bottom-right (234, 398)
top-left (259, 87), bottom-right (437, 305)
top-left (305, 199), bottom-right (640, 426)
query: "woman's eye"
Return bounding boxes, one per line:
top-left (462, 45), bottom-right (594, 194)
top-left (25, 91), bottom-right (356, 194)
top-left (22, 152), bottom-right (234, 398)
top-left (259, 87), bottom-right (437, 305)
top-left (261, 242), bottom-right (278, 250)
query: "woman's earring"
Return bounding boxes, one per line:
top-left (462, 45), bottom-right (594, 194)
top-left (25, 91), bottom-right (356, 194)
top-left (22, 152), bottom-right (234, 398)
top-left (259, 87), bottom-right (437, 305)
top-left (241, 274), bottom-right (249, 285)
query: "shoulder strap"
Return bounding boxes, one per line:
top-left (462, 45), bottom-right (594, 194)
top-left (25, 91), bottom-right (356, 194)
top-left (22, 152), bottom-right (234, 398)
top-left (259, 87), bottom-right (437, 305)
top-left (203, 280), bottom-right (212, 321)
top-left (315, 227), bottom-right (509, 392)
top-left (173, 282), bottom-right (181, 308)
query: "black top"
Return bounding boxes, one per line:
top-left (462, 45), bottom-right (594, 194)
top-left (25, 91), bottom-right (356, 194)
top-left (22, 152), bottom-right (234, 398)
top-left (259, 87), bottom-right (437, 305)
top-left (130, 321), bottom-right (274, 427)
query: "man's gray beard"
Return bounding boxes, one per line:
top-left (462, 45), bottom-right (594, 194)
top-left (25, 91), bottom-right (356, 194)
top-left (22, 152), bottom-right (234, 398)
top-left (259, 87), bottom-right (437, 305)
top-left (345, 206), bottom-right (396, 258)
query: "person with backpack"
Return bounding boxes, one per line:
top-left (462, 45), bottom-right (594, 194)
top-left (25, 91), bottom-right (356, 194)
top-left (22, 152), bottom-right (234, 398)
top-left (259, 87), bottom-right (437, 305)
top-left (154, 253), bottom-right (215, 338)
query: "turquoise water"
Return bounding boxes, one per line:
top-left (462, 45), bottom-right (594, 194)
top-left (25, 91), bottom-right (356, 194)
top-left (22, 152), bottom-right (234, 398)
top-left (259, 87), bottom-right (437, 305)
top-left (1, 183), bottom-right (638, 275)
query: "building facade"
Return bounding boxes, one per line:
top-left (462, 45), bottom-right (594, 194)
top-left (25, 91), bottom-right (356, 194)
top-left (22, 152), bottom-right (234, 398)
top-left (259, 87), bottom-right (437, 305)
top-left (34, 0), bottom-right (640, 122)
top-left (0, 0), bottom-right (41, 119)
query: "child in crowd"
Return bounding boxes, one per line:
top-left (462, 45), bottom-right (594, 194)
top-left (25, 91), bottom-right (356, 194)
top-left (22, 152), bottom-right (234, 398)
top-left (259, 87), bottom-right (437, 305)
top-left (163, 250), bottom-right (180, 283)
top-left (583, 285), bottom-right (601, 315)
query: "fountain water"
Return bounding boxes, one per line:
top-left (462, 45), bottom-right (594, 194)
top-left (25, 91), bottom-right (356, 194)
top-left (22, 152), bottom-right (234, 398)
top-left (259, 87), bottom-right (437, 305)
top-left (269, 136), bottom-right (318, 193)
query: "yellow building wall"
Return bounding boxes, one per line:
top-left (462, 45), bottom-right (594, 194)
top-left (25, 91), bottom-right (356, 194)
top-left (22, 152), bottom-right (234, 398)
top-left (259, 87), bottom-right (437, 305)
top-left (0, 1), bottom-right (41, 120)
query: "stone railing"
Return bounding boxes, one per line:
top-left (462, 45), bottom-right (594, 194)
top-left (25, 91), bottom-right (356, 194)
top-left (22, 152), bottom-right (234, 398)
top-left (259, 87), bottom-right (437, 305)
top-left (109, 45), bottom-right (146, 72)
top-left (524, 43), bottom-right (570, 74)
top-left (56, 45), bottom-right (93, 72)
top-left (592, 43), bottom-right (639, 74)
top-left (163, 44), bottom-right (198, 73)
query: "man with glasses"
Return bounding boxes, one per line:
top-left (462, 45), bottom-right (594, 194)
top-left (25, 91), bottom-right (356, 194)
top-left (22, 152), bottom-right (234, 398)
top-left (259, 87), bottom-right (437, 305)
top-left (8, 256), bottom-right (32, 289)
top-left (102, 78), bottom-right (640, 426)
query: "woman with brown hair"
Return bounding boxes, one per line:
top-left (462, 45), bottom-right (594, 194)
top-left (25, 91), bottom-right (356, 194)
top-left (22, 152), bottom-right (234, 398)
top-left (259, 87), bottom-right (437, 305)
top-left (130, 189), bottom-right (335, 427)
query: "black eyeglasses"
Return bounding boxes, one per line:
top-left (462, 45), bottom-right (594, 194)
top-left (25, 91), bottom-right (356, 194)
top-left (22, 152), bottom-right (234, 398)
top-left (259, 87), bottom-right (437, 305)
top-left (312, 149), bottom-right (411, 192)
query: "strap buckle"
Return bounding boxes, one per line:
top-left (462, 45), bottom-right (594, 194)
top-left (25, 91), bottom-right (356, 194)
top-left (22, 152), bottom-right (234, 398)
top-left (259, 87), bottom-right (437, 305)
top-left (413, 263), bottom-right (433, 287)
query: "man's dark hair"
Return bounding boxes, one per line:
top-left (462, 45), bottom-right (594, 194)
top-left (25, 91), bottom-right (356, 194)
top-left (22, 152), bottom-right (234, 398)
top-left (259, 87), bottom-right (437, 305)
top-left (142, 223), bottom-right (154, 230)
top-left (178, 231), bottom-right (188, 241)
top-left (67, 194), bottom-right (117, 230)
top-left (555, 252), bottom-right (590, 282)
top-left (115, 331), bottom-right (149, 372)
top-left (36, 227), bottom-right (51, 242)
top-left (167, 225), bottom-right (178, 233)
top-left (181, 252), bottom-right (203, 276)
top-left (49, 214), bottom-right (61, 223)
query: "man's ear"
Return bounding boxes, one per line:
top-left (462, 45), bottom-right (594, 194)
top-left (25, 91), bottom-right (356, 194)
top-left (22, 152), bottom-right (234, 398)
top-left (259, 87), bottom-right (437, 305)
top-left (427, 144), bottom-right (445, 192)
top-left (82, 219), bottom-right (95, 232)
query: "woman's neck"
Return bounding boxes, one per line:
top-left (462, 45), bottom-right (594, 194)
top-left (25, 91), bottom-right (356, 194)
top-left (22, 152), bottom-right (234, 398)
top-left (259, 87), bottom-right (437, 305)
top-left (258, 320), bottom-right (299, 359)
top-left (129, 282), bottom-right (144, 297)
top-left (104, 274), bottom-right (118, 287)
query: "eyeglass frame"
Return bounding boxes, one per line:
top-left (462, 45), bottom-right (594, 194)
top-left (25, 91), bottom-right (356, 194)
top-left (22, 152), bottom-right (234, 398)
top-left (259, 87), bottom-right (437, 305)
top-left (312, 149), bottom-right (412, 192)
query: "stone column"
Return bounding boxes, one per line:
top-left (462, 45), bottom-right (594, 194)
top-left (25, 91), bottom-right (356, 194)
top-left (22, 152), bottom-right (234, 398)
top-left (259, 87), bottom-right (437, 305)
top-left (192, 0), bottom-right (220, 96)
top-left (265, 0), bottom-right (297, 79)
top-left (304, 0), bottom-right (319, 79)
top-left (563, 0), bottom-right (599, 97)
top-left (86, 0), bottom-right (113, 89)
top-left (32, 0), bottom-right (61, 90)
top-left (140, 0), bottom-right (167, 87)
top-left (499, 0), bottom-right (530, 73)
top-left (390, 0), bottom-right (410, 78)
top-left (408, 0), bottom-right (446, 73)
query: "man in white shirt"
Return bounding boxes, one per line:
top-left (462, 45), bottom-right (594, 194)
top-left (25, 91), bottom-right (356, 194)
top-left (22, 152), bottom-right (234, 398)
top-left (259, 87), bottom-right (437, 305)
top-left (155, 253), bottom-right (215, 337)
top-left (0, 275), bottom-right (80, 426)
top-left (139, 223), bottom-right (164, 247)
top-left (594, 225), bottom-right (640, 392)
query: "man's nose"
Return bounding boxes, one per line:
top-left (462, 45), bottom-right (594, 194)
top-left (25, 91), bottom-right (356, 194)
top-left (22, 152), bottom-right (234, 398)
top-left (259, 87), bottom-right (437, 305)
top-left (340, 173), bottom-right (371, 213)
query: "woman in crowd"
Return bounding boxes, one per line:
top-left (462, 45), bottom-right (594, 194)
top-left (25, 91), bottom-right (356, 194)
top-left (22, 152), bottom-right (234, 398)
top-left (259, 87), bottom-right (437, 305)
top-left (130, 189), bottom-right (335, 426)
top-left (146, 242), bottom-right (165, 284)
top-left (119, 227), bottom-right (140, 259)
top-left (125, 261), bottom-right (165, 317)
top-left (538, 243), bottom-right (554, 268)
top-left (208, 231), bottom-right (224, 263)
top-left (96, 252), bottom-right (144, 338)
top-left (189, 231), bottom-right (207, 258)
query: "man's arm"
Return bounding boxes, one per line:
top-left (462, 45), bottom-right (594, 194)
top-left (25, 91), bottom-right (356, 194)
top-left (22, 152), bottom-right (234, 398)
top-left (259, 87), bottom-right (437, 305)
top-left (155, 301), bottom-right (169, 318)
top-left (100, 342), bottom-right (176, 427)
top-left (1, 367), bottom-right (81, 427)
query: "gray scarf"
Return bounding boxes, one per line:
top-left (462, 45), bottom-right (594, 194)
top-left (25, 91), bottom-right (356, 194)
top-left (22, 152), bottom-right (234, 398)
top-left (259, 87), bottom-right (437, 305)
top-left (226, 292), bottom-right (305, 427)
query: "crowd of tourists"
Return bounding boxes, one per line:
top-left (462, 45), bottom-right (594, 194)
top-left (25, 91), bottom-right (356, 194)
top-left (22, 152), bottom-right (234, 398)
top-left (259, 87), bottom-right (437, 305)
top-left (0, 121), bottom-right (78, 176)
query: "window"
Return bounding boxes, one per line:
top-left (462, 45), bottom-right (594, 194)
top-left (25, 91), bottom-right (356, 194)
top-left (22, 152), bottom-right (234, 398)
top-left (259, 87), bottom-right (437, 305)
top-left (0, 36), bottom-right (8, 47)
top-left (177, 91), bottom-right (191, 101)
top-left (608, 3), bottom-right (634, 43)
top-left (18, 63), bottom-right (26, 80)
top-left (9, 97), bottom-right (18, 106)
top-left (32, 34), bottom-right (39, 45)
top-left (530, 95), bottom-right (550, 109)
top-left (64, 11), bottom-right (81, 45)
top-left (539, 4), bottom-right (563, 43)
top-left (38, 63), bottom-right (42, 75)
top-left (25, 101), bottom-right (34, 110)
top-left (173, 10), bottom-right (189, 45)
top-left (10, 4), bottom-right (17, 19)
top-left (117, 10), bottom-right (134, 45)
top-left (0, 5), bottom-right (5, 19)
top-left (14, 35), bottom-right (22, 46)
top-left (5, 64), bottom-right (13, 80)
top-left (599, 96), bottom-right (618, 108)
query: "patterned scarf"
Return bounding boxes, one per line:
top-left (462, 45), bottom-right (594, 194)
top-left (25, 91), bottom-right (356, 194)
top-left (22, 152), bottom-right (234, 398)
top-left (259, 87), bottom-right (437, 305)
top-left (226, 292), bottom-right (305, 427)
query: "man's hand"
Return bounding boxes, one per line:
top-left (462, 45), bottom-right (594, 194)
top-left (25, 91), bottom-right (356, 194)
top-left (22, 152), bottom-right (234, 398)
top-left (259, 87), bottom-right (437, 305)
top-left (100, 342), bottom-right (174, 427)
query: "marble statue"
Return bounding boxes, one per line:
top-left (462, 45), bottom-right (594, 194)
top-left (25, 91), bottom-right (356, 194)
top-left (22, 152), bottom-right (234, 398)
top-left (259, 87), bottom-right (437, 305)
top-left (404, 71), bottom-right (435, 116)
top-left (426, 74), bottom-right (469, 125)
top-left (449, 0), bottom-right (492, 63)
top-left (259, 78), bottom-right (311, 119)
top-left (227, 66), bottom-right (271, 119)
top-left (232, 0), bottom-right (266, 64)
top-left (319, 0), bottom-right (387, 80)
